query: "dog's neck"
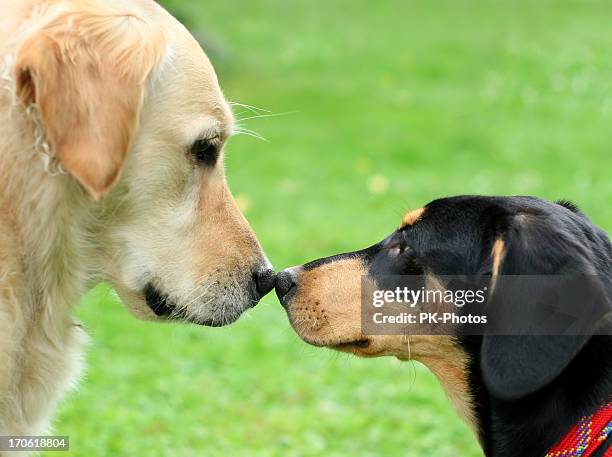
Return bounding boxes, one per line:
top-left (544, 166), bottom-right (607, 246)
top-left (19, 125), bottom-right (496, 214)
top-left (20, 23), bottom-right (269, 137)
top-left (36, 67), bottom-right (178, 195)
top-left (0, 96), bottom-right (98, 319)
top-left (407, 336), bottom-right (479, 435)
top-left (0, 79), bottom-right (95, 433)
top-left (459, 335), bottom-right (612, 457)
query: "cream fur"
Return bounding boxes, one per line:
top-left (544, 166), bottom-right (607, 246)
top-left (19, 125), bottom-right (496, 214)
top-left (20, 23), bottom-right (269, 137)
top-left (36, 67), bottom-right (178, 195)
top-left (0, 0), bottom-right (268, 447)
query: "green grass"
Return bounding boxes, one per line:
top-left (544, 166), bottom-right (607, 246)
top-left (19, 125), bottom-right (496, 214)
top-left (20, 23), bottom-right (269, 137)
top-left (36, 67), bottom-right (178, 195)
top-left (46, 1), bottom-right (611, 456)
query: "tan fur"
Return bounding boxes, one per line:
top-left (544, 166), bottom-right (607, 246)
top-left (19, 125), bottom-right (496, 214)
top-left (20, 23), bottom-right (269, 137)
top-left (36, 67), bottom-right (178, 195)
top-left (15, 3), bottom-right (166, 198)
top-left (286, 259), bottom-right (369, 347)
top-left (405, 336), bottom-right (476, 432)
top-left (401, 207), bottom-right (425, 228)
top-left (490, 238), bottom-right (506, 293)
top-left (285, 262), bottom-right (478, 437)
top-left (0, 0), bottom-right (268, 442)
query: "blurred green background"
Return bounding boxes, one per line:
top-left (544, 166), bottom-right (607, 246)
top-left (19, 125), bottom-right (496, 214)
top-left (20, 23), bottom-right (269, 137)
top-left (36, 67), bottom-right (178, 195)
top-left (47, 1), bottom-right (611, 456)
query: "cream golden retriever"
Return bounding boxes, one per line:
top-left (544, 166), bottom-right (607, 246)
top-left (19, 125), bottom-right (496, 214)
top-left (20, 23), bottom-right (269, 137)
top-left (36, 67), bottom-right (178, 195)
top-left (0, 0), bottom-right (275, 441)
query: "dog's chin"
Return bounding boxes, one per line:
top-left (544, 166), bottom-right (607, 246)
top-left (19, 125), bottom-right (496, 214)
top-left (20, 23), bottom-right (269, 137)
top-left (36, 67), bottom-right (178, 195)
top-left (291, 325), bottom-right (382, 358)
top-left (114, 283), bottom-right (254, 327)
top-left (177, 305), bottom-right (250, 327)
top-left (141, 283), bottom-right (255, 327)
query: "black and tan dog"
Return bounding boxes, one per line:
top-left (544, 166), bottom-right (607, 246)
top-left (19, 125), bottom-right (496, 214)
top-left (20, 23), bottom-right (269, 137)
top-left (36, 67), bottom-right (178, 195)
top-left (276, 196), bottom-right (612, 457)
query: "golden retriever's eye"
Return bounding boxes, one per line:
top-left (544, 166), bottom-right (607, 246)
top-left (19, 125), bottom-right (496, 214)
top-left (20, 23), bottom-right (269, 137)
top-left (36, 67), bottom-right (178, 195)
top-left (191, 138), bottom-right (219, 166)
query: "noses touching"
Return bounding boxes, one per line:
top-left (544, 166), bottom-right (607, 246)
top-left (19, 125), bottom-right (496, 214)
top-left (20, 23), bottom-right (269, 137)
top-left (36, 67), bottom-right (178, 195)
top-left (253, 265), bottom-right (276, 300)
top-left (275, 268), bottom-right (299, 307)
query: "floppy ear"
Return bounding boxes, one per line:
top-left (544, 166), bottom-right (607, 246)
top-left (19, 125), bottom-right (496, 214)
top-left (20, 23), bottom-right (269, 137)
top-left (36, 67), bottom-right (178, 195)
top-left (15, 5), bottom-right (165, 199)
top-left (481, 213), bottom-right (610, 400)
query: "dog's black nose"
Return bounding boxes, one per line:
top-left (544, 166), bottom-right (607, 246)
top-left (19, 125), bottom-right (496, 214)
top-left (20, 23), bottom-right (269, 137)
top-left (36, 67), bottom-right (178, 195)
top-left (253, 267), bottom-right (276, 298)
top-left (275, 269), bottom-right (298, 307)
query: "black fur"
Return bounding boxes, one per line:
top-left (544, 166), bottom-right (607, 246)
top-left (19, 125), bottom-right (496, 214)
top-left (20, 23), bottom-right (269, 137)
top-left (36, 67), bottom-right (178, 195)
top-left (299, 195), bottom-right (612, 457)
top-left (555, 199), bottom-right (581, 213)
top-left (411, 197), bottom-right (611, 456)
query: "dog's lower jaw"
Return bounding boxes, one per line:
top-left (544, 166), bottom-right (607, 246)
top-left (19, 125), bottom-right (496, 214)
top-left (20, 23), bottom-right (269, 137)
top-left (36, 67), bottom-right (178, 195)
top-left (144, 283), bottom-right (174, 317)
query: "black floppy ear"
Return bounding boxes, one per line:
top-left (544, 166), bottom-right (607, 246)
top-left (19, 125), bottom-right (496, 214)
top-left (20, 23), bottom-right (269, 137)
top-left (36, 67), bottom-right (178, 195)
top-left (480, 212), bottom-right (610, 401)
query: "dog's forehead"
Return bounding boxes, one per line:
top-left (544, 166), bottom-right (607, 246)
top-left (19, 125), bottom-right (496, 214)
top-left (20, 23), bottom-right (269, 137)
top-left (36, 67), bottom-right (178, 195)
top-left (167, 46), bottom-right (230, 115)
top-left (145, 34), bottom-right (233, 141)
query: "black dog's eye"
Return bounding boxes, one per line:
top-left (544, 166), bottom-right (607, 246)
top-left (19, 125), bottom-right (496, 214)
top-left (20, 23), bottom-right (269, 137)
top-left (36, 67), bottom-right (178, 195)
top-left (388, 237), bottom-right (409, 257)
top-left (191, 138), bottom-right (219, 166)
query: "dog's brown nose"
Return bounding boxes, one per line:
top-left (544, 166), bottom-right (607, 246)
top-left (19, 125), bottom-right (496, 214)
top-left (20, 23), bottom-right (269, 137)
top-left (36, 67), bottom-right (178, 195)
top-left (253, 267), bottom-right (276, 298)
top-left (275, 268), bottom-right (298, 307)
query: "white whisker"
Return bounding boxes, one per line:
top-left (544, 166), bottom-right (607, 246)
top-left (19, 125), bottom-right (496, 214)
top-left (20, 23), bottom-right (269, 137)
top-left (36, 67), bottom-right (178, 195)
top-left (232, 127), bottom-right (269, 143)
top-left (228, 100), bottom-right (271, 115)
top-left (235, 111), bottom-right (297, 122)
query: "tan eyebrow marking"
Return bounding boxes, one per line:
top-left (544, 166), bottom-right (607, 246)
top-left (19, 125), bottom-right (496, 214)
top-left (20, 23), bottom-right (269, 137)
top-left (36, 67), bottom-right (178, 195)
top-left (490, 238), bottom-right (506, 292)
top-left (400, 207), bottom-right (426, 228)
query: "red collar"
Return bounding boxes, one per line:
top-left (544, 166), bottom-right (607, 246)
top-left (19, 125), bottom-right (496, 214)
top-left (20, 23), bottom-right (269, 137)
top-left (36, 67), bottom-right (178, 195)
top-left (545, 399), bottom-right (612, 457)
